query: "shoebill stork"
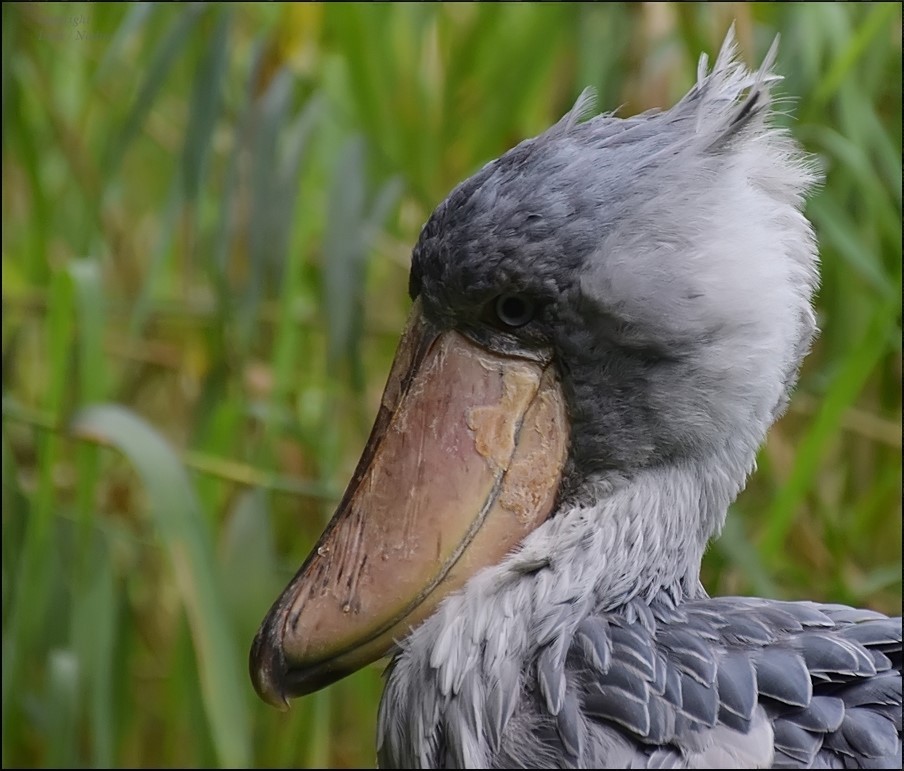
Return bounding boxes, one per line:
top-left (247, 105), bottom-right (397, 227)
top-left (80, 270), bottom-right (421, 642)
top-left (250, 32), bottom-right (903, 768)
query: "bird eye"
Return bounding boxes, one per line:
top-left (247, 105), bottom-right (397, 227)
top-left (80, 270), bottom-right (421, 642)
top-left (494, 294), bottom-right (535, 328)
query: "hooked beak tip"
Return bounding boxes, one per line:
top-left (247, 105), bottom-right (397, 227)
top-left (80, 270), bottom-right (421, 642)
top-left (250, 628), bottom-right (291, 711)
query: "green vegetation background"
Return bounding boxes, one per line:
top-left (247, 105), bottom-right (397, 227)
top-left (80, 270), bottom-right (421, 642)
top-left (2, 3), bottom-right (901, 768)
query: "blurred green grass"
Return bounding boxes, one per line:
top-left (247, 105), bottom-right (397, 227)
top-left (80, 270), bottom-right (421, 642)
top-left (1, 2), bottom-right (900, 768)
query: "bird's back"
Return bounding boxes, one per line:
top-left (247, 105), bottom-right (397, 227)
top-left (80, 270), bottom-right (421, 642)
top-left (490, 597), bottom-right (902, 769)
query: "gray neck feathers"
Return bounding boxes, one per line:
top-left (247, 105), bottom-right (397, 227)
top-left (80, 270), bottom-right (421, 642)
top-left (378, 460), bottom-right (746, 768)
top-left (520, 449), bottom-right (753, 611)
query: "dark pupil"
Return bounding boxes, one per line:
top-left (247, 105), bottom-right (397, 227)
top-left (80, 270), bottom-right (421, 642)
top-left (496, 294), bottom-right (532, 327)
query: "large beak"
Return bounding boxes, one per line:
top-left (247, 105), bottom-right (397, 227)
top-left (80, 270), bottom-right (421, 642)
top-left (250, 299), bottom-right (568, 708)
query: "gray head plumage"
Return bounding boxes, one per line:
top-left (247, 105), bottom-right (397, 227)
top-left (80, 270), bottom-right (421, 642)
top-left (411, 31), bottom-right (820, 510)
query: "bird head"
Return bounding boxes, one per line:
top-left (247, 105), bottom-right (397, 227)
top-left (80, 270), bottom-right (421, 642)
top-left (250, 31), bottom-right (819, 709)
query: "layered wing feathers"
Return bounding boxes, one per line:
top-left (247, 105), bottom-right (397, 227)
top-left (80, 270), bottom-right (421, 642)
top-left (531, 598), bottom-right (904, 768)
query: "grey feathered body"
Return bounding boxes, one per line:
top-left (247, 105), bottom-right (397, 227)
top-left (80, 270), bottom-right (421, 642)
top-left (381, 597), bottom-right (902, 768)
top-left (376, 32), bottom-right (903, 769)
top-left (378, 478), bottom-right (903, 769)
top-left (500, 598), bottom-right (902, 769)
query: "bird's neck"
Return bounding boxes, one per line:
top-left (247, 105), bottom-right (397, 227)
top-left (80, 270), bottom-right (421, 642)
top-left (516, 451), bottom-right (750, 611)
top-left (379, 451), bottom-right (754, 767)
